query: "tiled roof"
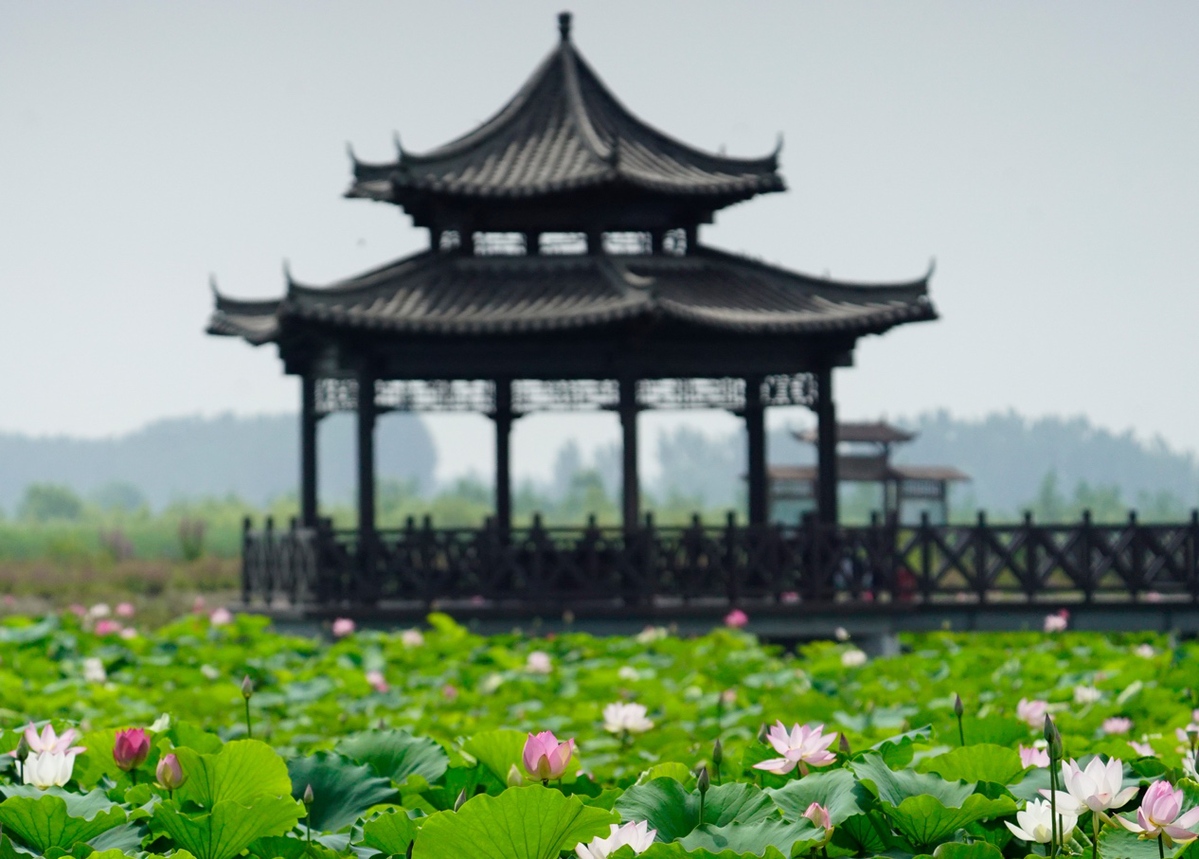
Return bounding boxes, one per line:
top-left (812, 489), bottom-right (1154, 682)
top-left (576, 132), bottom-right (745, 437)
top-left (208, 246), bottom-right (936, 342)
top-left (347, 15), bottom-right (783, 205)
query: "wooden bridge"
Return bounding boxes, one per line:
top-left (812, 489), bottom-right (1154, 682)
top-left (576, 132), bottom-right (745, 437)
top-left (241, 512), bottom-right (1199, 635)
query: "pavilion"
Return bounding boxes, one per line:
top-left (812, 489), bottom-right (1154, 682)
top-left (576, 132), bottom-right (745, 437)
top-left (209, 13), bottom-right (937, 600)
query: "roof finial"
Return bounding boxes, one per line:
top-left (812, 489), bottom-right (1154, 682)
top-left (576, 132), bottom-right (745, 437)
top-left (558, 11), bottom-right (572, 40)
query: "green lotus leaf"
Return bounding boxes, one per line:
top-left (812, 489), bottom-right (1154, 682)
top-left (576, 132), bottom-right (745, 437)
top-left (881, 793), bottom-right (1017, 851)
top-left (914, 841), bottom-right (1006, 859)
top-left (918, 745), bottom-right (1025, 785)
top-left (638, 763), bottom-right (695, 786)
top-left (462, 729), bottom-right (529, 784)
top-left (871, 726), bottom-right (934, 768)
top-left (173, 739), bottom-right (293, 809)
top-left (361, 807), bottom-right (420, 857)
top-left (149, 794), bottom-right (303, 859)
top-left (768, 768), bottom-right (873, 826)
top-left (634, 818), bottom-right (821, 859)
top-left (246, 834), bottom-right (309, 859)
top-left (288, 751), bottom-right (400, 832)
top-left (1098, 824), bottom-right (1178, 859)
top-left (852, 752), bottom-right (975, 807)
top-left (412, 785), bottom-right (616, 859)
top-left (0, 791), bottom-right (127, 854)
top-left (614, 777), bottom-right (776, 842)
top-left (338, 729), bottom-right (450, 785)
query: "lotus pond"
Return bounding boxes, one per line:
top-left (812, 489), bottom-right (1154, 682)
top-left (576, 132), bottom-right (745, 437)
top-left (0, 609), bottom-right (1197, 859)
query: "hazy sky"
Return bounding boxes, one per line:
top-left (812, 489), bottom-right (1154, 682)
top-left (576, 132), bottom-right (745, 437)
top-left (3, 2), bottom-right (1197, 484)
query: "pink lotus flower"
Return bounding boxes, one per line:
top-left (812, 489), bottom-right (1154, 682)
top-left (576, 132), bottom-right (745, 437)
top-left (15, 724), bottom-right (85, 757)
top-left (1019, 745), bottom-right (1050, 768)
top-left (115, 602), bottom-right (135, 618)
top-left (1017, 698), bottom-right (1049, 727)
top-left (1118, 779), bottom-right (1199, 843)
top-left (526, 651), bottom-right (553, 674)
top-left (803, 802), bottom-right (832, 830)
top-left (332, 617), bottom-right (356, 638)
top-left (94, 619), bottom-right (122, 636)
top-left (1044, 609), bottom-right (1069, 632)
top-left (753, 721), bottom-right (838, 776)
top-left (1129, 740), bottom-right (1156, 757)
top-left (113, 728), bottom-right (150, 772)
top-left (522, 731), bottom-right (575, 781)
top-left (209, 607), bottom-right (232, 626)
top-left (156, 753), bottom-right (187, 790)
top-left (68, 604), bottom-right (87, 618)
top-left (365, 670), bottom-right (388, 693)
top-left (1103, 717), bottom-right (1133, 735)
top-left (724, 609), bottom-right (748, 628)
top-left (442, 684), bottom-right (458, 700)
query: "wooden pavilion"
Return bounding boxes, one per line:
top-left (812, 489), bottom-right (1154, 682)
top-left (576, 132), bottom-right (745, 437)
top-left (210, 13), bottom-right (938, 605)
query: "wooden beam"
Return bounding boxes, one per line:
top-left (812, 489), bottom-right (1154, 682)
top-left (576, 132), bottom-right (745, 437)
top-left (816, 364), bottom-right (838, 525)
top-left (493, 379), bottom-right (514, 534)
top-left (619, 378), bottom-right (640, 530)
top-left (300, 374), bottom-right (319, 527)
top-left (356, 366), bottom-right (378, 594)
top-left (744, 376), bottom-right (768, 525)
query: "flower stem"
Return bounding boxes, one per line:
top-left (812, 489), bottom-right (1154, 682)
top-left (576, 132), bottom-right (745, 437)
top-left (244, 697), bottom-right (253, 738)
top-left (131, 768), bottom-right (137, 786)
top-left (956, 713), bottom-right (965, 746)
top-left (1092, 809), bottom-right (1099, 859)
top-left (1159, 834), bottom-right (1165, 859)
top-left (1049, 754), bottom-right (1058, 859)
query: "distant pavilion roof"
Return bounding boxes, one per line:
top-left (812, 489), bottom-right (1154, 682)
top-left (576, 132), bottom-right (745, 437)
top-left (209, 247), bottom-right (935, 346)
top-left (347, 12), bottom-right (783, 221)
top-left (795, 421), bottom-right (916, 445)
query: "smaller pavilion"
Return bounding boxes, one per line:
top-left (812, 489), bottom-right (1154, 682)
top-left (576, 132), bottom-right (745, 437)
top-left (769, 421), bottom-right (969, 524)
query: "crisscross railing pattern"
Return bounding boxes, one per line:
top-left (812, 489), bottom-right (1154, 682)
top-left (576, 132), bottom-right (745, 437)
top-left (241, 511), bottom-right (1199, 611)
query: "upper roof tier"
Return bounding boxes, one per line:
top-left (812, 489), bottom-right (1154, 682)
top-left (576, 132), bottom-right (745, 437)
top-left (347, 12), bottom-right (783, 228)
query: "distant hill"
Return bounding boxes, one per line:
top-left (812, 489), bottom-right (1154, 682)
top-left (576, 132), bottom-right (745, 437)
top-left (647, 410), bottom-right (1199, 516)
top-left (0, 412), bottom-right (436, 513)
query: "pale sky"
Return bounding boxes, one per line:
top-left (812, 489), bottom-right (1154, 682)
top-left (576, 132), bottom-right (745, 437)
top-left (2, 2), bottom-right (1197, 484)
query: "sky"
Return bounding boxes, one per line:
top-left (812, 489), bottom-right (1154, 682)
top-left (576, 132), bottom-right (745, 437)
top-left (2, 2), bottom-right (1197, 485)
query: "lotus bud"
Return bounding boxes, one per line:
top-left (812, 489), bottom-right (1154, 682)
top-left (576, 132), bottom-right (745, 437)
top-left (13, 733), bottom-right (30, 764)
top-left (1044, 715), bottom-right (1063, 759)
top-left (156, 753), bottom-right (187, 790)
top-left (506, 763), bottom-right (525, 787)
top-left (241, 675), bottom-right (254, 700)
top-left (838, 733), bottom-right (851, 756)
top-left (757, 723), bottom-right (769, 744)
top-left (113, 727), bottom-right (151, 772)
top-left (302, 783), bottom-right (315, 806)
top-left (454, 787), bottom-right (468, 811)
top-left (953, 694), bottom-right (964, 717)
top-left (712, 739), bottom-right (723, 767)
top-left (696, 764), bottom-right (710, 795)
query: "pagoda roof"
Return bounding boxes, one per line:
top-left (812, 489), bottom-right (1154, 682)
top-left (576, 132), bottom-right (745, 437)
top-left (795, 421), bottom-right (917, 445)
top-left (347, 13), bottom-right (783, 207)
top-left (209, 247), bottom-right (935, 346)
top-left (770, 461), bottom-right (970, 484)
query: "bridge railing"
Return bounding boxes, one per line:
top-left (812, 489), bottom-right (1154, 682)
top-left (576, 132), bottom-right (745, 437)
top-left (240, 511), bottom-right (1199, 609)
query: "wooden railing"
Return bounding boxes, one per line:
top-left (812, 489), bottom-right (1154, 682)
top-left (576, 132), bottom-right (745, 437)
top-left (241, 511), bottom-right (1199, 611)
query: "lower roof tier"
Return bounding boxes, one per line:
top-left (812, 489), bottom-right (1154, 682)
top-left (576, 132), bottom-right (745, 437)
top-left (209, 245), bottom-right (935, 346)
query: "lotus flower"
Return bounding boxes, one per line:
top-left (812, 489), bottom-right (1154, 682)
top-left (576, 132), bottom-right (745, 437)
top-left (1006, 798), bottom-right (1079, 844)
top-left (113, 727), bottom-right (150, 771)
top-left (209, 607), bottom-right (232, 626)
top-left (116, 602), bottom-right (135, 618)
top-left (1129, 740), bottom-right (1155, 757)
top-left (526, 651), bottom-right (553, 674)
top-left (602, 703), bottom-right (653, 735)
top-left (522, 731), bottom-right (575, 781)
top-left (576, 821), bottom-right (657, 859)
top-left (23, 751), bottom-right (80, 789)
top-left (841, 649), bottom-right (867, 667)
top-left (724, 609), bottom-right (748, 628)
top-left (94, 619), bottom-right (122, 636)
top-left (331, 617), bottom-right (356, 638)
top-left (803, 802), bottom-right (832, 830)
top-left (753, 721), bottom-right (838, 775)
top-left (82, 657), bottom-right (107, 684)
top-left (1017, 698), bottom-right (1049, 727)
top-left (365, 670), bottom-right (388, 693)
top-left (19, 723), bottom-right (85, 757)
top-left (1118, 780), bottom-right (1199, 843)
top-left (1041, 757), bottom-right (1138, 814)
top-left (1074, 685), bottom-right (1102, 705)
top-left (1019, 745), bottom-right (1050, 768)
top-left (156, 753), bottom-right (187, 791)
top-left (1103, 717), bottom-right (1133, 736)
top-left (1044, 609), bottom-right (1069, 632)
top-left (401, 628), bottom-right (424, 647)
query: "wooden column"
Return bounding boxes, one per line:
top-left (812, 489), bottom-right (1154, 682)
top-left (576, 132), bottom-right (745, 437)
top-left (300, 373), bottom-right (319, 527)
top-left (493, 379), bottom-right (514, 534)
top-left (744, 376), bottom-right (768, 525)
top-left (619, 378), bottom-right (640, 530)
top-left (815, 364), bottom-right (839, 525)
top-left (356, 367), bottom-right (378, 581)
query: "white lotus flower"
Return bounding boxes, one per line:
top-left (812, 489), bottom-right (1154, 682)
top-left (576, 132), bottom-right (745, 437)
top-left (82, 657), bottom-right (107, 684)
top-left (526, 651), bottom-right (552, 674)
top-left (841, 649), bottom-right (867, 667)
top-left (576, 821), bottom-right (657, 859)
top-left (602, 702), bottom-right (653, 734)
top-left (1041, 757), bottom-right (1138, 814)
top-left (401, 628), bottom-right (424, 647)
top-left (1006, 798), bottom-right (1078, 844)
top-left (22, 751), bottom-right (79, 789)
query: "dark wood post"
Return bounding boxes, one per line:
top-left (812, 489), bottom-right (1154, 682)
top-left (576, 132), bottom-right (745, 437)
top-left (300, 374), bottom-right (319, 527)
top-left (619, 377), bottom-right (640, 530)
top-left (815, 364), bottom-right (838, 525)
top-left (493, 378), bottom-right (514, 535)
top-left (744, 376), bottom-right (768, 525)
top-left (356, 366), bottom-right (378, 592)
